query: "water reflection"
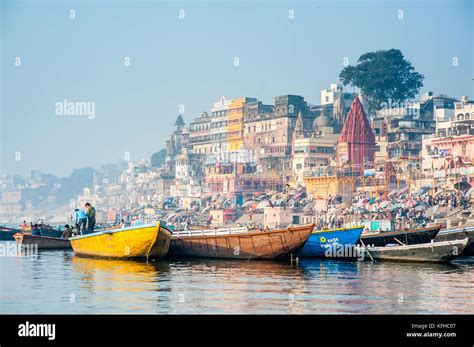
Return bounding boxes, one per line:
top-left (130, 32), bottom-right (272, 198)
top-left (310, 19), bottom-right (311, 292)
top-left (70, 256), bottom-right (172, 313)
top-left (0, 244), bottom-right (473, 314)
top-left (298, 258), bottom-right (474, 314)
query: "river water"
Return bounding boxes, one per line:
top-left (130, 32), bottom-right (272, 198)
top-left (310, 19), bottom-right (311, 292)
top-left (0, 241), bottom-right (473, 314)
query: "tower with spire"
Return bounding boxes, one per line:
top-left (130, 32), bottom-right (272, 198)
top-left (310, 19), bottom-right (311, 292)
top-left (174, 114), bottom-right (185, 133)
top-left (337, 96), bottom-right (375, 170)
top-left (333, 93), bottom-right (347, 131)
top-left (292, 111), bottom-right (304, 139)
top-left (164, 114), bottom-right (188, 176)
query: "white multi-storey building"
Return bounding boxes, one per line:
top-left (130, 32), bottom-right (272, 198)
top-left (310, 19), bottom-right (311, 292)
top-left (209, 96), bottom-right (230, 163)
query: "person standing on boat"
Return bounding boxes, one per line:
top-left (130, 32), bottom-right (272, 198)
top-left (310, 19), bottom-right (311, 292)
top-left (74, 208), bottom-right (87, 234)
top-left (32, 224), bottom-right (41, 236)
top-left (85, 202), bottom-right (96, 234)
top-left (20, 220), bottom-right (28, 230)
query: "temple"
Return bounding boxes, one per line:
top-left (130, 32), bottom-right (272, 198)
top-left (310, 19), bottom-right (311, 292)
top-left (337, 96), bottom-right (376, 170)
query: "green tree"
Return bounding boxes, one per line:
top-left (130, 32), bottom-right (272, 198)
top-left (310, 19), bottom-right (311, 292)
top-left (151, 149), bottom-right (167, 168)
top-left (339, 49), bottom-right (424, 116)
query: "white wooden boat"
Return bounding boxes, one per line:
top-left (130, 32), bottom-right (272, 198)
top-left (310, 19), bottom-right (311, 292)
top-left (435, 226), bottom-right (474, 256)
top-left (362, 238), bottom-right (469, 263)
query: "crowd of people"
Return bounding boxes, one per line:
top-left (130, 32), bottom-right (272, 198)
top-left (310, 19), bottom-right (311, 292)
top-left (318, 189), bottom-right (472, 231)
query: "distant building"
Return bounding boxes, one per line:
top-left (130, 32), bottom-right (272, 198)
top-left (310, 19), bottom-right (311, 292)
top-left (421, 96), bottom-right (474, 189)
top-left (226, 97), bottom-right (257, 153)
top-left (292, 111), bottom-right (339, 184)
top-left (164, 115), bottom-right (189, 176)
top-left (256, 95), bottom-right (315, 176)
top-left (205, 96), bottom-right (230, 165)
top-left (321, 83), bottom-right (344, 105)
top-left (420, 92), bottom-right (457, 125)
top-left (380, 92), bottom-right (457, 168)
top-left (206, 167), bottom-right (283, 206)
top-left (320, 83), bottom-right (356, 130)
top-left (189, 111), bottom-right (212, 155)
top-left (170, 149), bottom-right (205, 208)
top-left (337, 96), bottom-right (376, 171)
top-left (371, 117), bottom-right (389, 167)
top-left (436, 96), bottom-right (474, 138)
top-left (209, 209), bottom-right (236, 225)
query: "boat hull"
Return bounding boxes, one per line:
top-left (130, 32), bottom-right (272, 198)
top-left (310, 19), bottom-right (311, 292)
top-left (14, 233), bottom-right (71, 249)
top-left (70, 223), bottom-right (171, 259)
top-left (169, 224), bottom-right (314, 260)
top-left (296, 226), bottom-right (364, 258)
top-left (360, 225), bottom-right (441, 247)
top-left (363, 238), bottom-right (468, 263)
top-left (37, 228), bottom-right (63, 238)
top-left (0, 229), bottom-right (17, 241)
top-left (435, 227), bottom-right (474, 256)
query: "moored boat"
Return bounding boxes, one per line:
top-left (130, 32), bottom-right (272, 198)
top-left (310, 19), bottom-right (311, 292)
top-left (296, 225), bottom-right (364, 258)
top-left (70, 222), bottom-right (171, 259)
top-left (435, 226), bottom-right (474, 256)
top-left (36, 226), bottom-right (63, 238)
top-left (169, 224), bottom-right (314, 260)
top-left (359, 225), bottom-right (441, 247)
top-left (0, 226), bottom-right (20, 241)
top-left (13, 233), bottom-right (72, 249)
top-left (362, 238), bottom-right (469, 263)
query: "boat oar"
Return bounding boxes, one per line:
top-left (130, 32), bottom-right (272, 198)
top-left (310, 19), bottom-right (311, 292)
top-left (359, 239), bottom-right (373, 262)
top-left (393, 237), bottom-right (405, 246)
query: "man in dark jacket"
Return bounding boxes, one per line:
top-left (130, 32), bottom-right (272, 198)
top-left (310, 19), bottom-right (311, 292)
top-left (85, 202), bottom-right (96, 234)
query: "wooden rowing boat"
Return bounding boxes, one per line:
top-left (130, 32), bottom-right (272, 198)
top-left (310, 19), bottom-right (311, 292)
top-left (70, 222), bottom-right (171, 259)
top-left (13, 233), bottom-right (72, 249)
top-left (435, 226), bottom-right (474, 256)
top-left (359, 225), bottom-right (441, 247)
top-left (0, 225), bottom-right (62, 240)
top-left (35, 227), bottom-right (63, 238)
top-left (362, 238), bottom-right (469, 263)
top-left (168, 224), bottom-right (314, 260)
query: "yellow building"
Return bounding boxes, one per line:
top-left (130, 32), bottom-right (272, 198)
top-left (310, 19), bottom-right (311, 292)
top-left (226, 97), bottom-right (256, 152)
top-left (304, 175), bottom-right (339, 200)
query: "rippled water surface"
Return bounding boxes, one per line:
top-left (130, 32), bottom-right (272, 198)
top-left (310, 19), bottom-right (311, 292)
top-left (1, 242), bottom-right (473, 314)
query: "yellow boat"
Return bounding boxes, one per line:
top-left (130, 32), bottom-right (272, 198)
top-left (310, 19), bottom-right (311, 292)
top-left (70, 222), bottom-right (171, 260)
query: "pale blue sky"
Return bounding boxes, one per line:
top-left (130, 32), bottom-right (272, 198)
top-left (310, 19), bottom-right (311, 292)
top-left (1, 0), bottom-right (472, 176)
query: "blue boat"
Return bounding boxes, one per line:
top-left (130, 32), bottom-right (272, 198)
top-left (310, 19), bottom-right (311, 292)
top-left (0, 226), bottom-right (21, 241)
top-left (296, 225), bottom-right (364, 258)
top-left (36, 226), bottom-right (63, 238)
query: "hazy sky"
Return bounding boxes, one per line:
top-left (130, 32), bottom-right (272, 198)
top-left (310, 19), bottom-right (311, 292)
top-left (1, 0), bottom-right (472, 177)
